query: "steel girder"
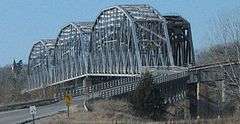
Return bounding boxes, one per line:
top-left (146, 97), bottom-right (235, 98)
top-left (54, 22), bottom-right (93, 83)
top-left (28, 39), bottom-right (55, 90)
top-left (164, 16), bottom-right (195, 66)
top-left (27, 4), bottom-right (194, 91)
top-left (90, 5), bottom-right (174, 75)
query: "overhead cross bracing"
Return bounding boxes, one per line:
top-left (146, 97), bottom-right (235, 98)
top-left (54, 22), bottom-right (93, 84)
top-left (164, 15), bottom-right (195, 66)
top-left (91, 4), bottom-right (175, 75)
top-left (27, 4), bottom-right (194, 93)
top-left (28, 39), bottom-right (56, 90)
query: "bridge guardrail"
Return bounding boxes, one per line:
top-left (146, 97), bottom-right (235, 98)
top-left (66, 70), bottom-right (189, 100)
top-left (97, 70), bottom-right (189, 99)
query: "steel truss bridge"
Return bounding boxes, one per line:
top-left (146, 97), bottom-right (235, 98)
top-left (27, 5), bottom-right (195, 103)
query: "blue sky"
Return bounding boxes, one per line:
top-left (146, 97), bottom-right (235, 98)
top-left (0, 0), bottom-right (239, 66)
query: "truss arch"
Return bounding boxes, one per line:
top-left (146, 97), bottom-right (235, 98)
top-left (90, 5), bottom-right (174, 75)
top-left (28, 39), bottom-right (55, 89)
top-left (54, 22), bottom-right (93, 82)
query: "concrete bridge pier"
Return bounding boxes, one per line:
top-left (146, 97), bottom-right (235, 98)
top-left (188, 83), bottom-right (198, 119)
top-left (83, 76), bottom-right (93, 95)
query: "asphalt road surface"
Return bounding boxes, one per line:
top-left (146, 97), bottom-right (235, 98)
top-left (0, 96), bottom-right (83, 124)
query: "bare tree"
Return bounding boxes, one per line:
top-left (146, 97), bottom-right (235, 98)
top-left (0, 64), bottom-right (28, 104)
top-left (198, 8), bottom-right (240, 115)
top-left (213, 8), bottom-right (240, 96)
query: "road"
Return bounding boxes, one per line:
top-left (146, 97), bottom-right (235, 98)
top-left (0, 96), bottom-right (84, 124)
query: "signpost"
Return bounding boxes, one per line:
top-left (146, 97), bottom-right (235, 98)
top-left (29, 105), bottom-right (37, 124)
top-left (64, 93), bottom-right (72, 118)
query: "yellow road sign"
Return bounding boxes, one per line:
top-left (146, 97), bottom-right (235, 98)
top-left (64, 93), bottom-right (72, 106)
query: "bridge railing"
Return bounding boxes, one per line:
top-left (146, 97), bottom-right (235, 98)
top-left (98, 70), bottom-right (189, 99)
top-left (62, 69), bottom-right (189, 103)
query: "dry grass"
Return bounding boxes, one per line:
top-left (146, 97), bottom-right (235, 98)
top-left (91, 99), bottom-right (131, 113)
top-left (37, 99), bottom-right (240, 124)
top-left (37, 99), bottom-right (146, 124)
top-left (151, 117), bottom-right (240, 124)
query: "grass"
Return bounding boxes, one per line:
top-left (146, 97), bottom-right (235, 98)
top-left (37, 99), bottom-right (240, 124)
top-left (37, 99), bottom-right (147, 124)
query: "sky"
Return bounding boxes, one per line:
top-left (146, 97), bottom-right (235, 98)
top-left (0, 0), bottom-right (239, 66)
